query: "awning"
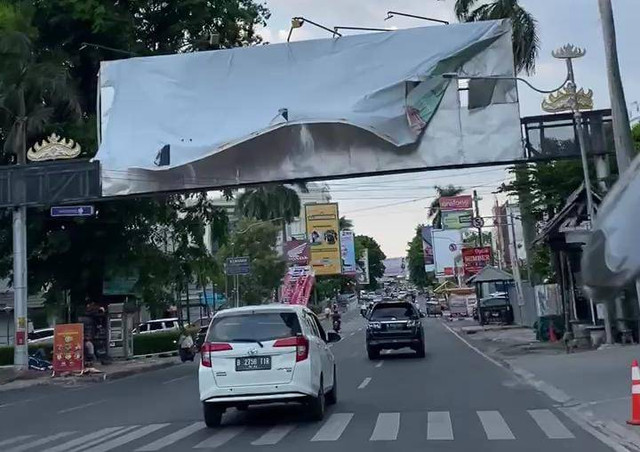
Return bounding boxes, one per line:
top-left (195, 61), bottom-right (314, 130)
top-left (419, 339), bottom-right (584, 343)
top-left (582, 152), bottom-right (640, 299)
top-left (466, 265), bottom-right (514, 284)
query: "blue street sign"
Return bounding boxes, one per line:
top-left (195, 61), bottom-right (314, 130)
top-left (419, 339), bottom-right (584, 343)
top-left (225, 256), bottom-right (251, 276)
top-left (50, 205), bottom-right (95, 217)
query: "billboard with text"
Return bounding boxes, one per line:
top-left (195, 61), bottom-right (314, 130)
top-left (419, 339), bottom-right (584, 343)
top-left (341, 231), bottom-right (357, 275)
top-left (421, 226), bottom-right (435, 272)
top-left (305, 203), bottom-right (341, 276)
top-left (462, 247), bottom-right (492, 274)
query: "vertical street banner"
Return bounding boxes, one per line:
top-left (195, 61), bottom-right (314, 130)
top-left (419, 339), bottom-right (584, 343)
top-left (462, 247), bottom-right (492, 274)
top-left (340, 230), bottom-right (357, 275)
top-left (432, 229), bottom-right (463, 277)
top-left (280, 266), bottom-right (315, 306)
top-left (356, 249), bottom-right (370, 285)
top-left (439, 195), bottom-right (473, 230)
top-left (53, 323), bottom-right (84, 373)
top-left (421, 226), bottom-right (435, 272)
top-left (305, 203), bottom-right (342, 275)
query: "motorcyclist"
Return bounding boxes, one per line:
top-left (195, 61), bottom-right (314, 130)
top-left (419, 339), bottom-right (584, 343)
top-left (331, 303), bottom-right (342, 332)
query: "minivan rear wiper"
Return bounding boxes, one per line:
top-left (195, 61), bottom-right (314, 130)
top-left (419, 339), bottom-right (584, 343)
top-left (232, 339), bottom-right (264, 347)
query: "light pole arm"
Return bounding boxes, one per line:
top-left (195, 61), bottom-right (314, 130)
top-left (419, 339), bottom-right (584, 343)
top-left (385, 11), bottom-right (449, 25)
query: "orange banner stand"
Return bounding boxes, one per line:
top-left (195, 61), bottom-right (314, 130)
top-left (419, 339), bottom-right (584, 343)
top-left (52, 323), bottom-right (84, 375)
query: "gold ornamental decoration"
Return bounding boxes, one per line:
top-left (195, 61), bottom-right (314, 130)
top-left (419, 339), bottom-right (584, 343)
top-left (541, 86), bottom-right (594, 113)
top-left (27, 133), bottom-right (82, 162)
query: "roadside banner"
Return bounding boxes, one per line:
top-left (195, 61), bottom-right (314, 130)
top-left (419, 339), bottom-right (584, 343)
top-left (439, 195), bottom-right (473, 230)
top-left (284, 239), bottom-right (310, 265)
top-left (356, 249), bottom-right (370, 285)
top-left (53, 323), bottom-right (84, 373)
top-left (340, 230), bottom-right (357, 275)
top-left (432, 229), bottom-right (463, 277)
top-left (421, 226), bottom-right (435, 272)
top-left (281, 266), bottom-right (315, 305)
top-left (305, 203), bottom-right (342, 275)
top-left (462, 247), bottom-right (492, 274)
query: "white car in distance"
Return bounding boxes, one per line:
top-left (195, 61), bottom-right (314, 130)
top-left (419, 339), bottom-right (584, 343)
top-left (198, 304), bottom-right (341, 427)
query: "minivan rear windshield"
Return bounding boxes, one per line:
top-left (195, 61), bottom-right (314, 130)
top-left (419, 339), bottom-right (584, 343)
top-left (370, 304), bottom-right (417, 320)
top-left (207, 312), bottom-right (302, 343)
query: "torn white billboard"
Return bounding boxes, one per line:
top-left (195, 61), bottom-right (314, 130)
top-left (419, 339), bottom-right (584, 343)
top-left (433, 229), bottom-right (463, 278)
top-left (95, 20), bottom-right (521, 196)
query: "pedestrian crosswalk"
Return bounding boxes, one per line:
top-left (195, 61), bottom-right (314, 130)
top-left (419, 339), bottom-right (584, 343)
top-left (0, 408), bottom-right (577, 451)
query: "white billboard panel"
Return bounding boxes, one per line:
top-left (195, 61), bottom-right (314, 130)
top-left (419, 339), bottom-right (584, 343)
top-left (96, 20), bottom-right (520, 196)
top-left (433, 229), bottom-right (463, 277)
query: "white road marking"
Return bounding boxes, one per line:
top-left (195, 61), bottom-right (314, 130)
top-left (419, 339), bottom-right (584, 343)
top-left (57, 399), bottom-right (105, 414)
top-left (358, 377), bottom-right (372, 389)
top-left (251, 424), bottom-right (295, 446)
top-left (194, 427), bottom-right (244, 449)
top-left (559, 407), bottom-right (630, 452)
top-left (370, 413), bottom-right (400, 441)
top-left (350, 332), bottom-right (356, 337)
top-left (0, 436), bottom-right (33, 448)
top-left (41, 427), bottom-right (124, 452)
top-left (311, 413), bottom-right (354, 441)
top-left (136, 422), bottom-right (205, 450)
top-left (477, 411), bottom-right (515, 440)
top-left (375, 361), bottom-right (383, 368)
top-left (66, 426), bottom-right (140, 452)
top-left (6, 432), bottom-right (75, 452)
top-left (428, 411), bottom-right (454, 440)
top-left (528, 409), bottom-right (574, 439)
top-left (440, 321), bottom-right (505, 369)
top-left (162, 375), bottom-right (190, 385)
top-left (83, 424), bottom-right (169, 452)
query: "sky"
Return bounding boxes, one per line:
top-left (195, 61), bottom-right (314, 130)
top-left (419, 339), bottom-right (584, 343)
top-left (257, 0), bottom-right (640, 258)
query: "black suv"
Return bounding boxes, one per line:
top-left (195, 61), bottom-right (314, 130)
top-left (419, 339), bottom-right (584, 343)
top-left (365, 301), bottom-right (425, 359)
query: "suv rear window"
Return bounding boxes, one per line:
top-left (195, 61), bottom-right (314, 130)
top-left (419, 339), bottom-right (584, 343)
top-left (370, 304), bottom-right (417, 320)
top-left (207, 312), bottom-right (302, 342)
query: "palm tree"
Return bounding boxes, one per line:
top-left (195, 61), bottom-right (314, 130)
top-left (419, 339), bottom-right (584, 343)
top-left (339, 217), bottom-right (353, 231)
top-left (236, 184), bottom-right (303, 242)
top-left (0, 3), bottom-right (79, 164)
top-left (428, 185), bottom-right (464, 229)
top-left (454, 0), bottom-right (539, 75)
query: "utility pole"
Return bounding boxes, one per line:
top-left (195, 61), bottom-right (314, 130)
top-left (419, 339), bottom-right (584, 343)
top-left (13, 107), bottom-right (28, 369)
top-left (473, 190), bottom-right (483, 246)
top-left (598, 0), bottom-right (635, 171)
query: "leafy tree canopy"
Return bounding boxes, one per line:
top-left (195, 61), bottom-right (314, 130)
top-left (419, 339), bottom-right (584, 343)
top-left (355, 235), bottom-right (386, 289)
top-left (406, 225), bottom-right (434, 289)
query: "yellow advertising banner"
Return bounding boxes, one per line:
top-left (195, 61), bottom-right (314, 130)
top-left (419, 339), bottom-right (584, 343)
top-left (305, 203), bottom-right (342, 275)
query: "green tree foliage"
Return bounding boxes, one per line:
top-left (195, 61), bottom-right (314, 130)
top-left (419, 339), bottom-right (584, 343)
top-left (0, 0), bottom-right (268, 315)
top-left (632, 123), bottom-right (640, 154)
top-left (463, 231), bottom-right (493, 247)
top-left (406, 225), bottom-right (433, 289)
top-left (339, 217), bottom-right (353, 230)
top-left (218, 218), bottom-right (286, 305)
top-left (355, 235), bottom-right (386, 289)
top-left (237, 184), bottom-right (305, 241)
top-left (454, 0), bottom-right (539, 75)
top-left (427, 185), bottom-right (464, 229)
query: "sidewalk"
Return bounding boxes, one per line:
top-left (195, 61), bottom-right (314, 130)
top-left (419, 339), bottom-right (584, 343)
top-left (449, 319), bottom-right (640, 450)
top-left (0, 355), bottom-right (180, 392)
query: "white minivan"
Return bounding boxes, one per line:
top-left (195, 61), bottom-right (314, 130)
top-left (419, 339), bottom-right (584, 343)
top-left (198, 304), bottom-right (341, 427)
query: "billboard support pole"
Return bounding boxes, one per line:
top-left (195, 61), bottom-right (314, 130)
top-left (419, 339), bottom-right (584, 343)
top-left (473, 190), bottom-right (483, 247)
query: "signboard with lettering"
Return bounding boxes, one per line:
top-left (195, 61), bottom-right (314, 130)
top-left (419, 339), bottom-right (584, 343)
top-left (462, 247), bottom-right (492, 274)
top-left (53, 323), bottom-right (84, 373)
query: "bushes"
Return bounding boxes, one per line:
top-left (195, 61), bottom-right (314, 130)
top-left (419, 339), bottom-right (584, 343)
top-left (133, 331), bottom-right (181, 356)
top-left (0, 344), bottom-right (53, 366)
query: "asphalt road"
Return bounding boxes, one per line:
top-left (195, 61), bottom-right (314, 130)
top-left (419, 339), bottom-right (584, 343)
top-left (0, 311), bottom-right (615, 452)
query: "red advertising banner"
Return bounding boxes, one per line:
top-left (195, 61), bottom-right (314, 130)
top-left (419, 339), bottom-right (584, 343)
top-left (462, 247), bottom-right (492, 274)
top-left (439, 195), bottom-right (473, 211)
top-left (284, 240), bottom-right (310, 265)
top-left (53, 323), bottom-right (84, 373)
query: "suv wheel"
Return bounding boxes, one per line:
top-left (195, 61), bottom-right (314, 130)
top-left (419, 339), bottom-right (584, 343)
top-left (367, 346), bottom-right (380, 360)
top-left (415, 341), bottom-right (426, 358)
top-left (326, 366), bottom-right (338, 405)
top-left (309, 378), bottom-right (326, 421)
top-left (203, 403), bottom-right (224, 428)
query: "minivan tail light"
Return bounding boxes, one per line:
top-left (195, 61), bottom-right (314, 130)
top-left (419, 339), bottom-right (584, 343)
top-left (200, 342), bottom-right (232, 368)
top-left (274, 336), bottom-right (309, 362)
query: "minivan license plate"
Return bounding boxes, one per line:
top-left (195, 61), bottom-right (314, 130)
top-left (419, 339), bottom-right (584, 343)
top-left (236, 356), bottom-right (271, 371)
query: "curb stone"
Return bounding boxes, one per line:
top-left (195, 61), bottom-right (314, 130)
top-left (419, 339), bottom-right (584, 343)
top-left (445, 320), bottom-right (640, 451)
